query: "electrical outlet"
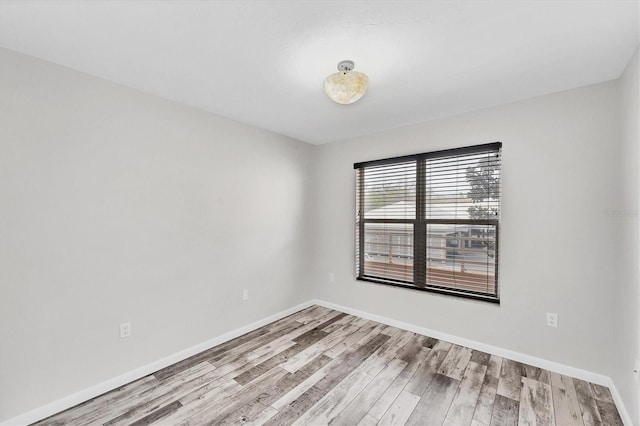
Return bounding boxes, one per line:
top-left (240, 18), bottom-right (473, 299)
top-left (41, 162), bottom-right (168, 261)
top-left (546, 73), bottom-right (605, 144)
top-left (329, 273), bottom-right (335, 282)
top-left (634, 359), bottom-right (639, 384)
top-left (242, 289), bottom-right (249, 301)
top-left (120, 322), bottom-right (131, 338)
top-left (546, 313), bottom-right (558, 328)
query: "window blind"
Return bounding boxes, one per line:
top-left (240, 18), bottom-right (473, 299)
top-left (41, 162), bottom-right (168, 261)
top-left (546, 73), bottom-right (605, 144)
top-left (355, 142), bottom-right (502, 303)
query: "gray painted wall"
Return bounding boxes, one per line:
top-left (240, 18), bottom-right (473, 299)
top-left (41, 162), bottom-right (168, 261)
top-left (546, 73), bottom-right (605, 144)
top-left (1, 46), bottom-right (638, 423)
top-left (310, 77), bottom-right (622, 398)
top-left (0, 48), bottom-right (314, 420)
top-left (614, 48), bottom-right (640, 425)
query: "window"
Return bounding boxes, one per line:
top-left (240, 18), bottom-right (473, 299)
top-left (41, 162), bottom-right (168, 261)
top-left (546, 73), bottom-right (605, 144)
top-left (355, 142), bottom-right (502, 303)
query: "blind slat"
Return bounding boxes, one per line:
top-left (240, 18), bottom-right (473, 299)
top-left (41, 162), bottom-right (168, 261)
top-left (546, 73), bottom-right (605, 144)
top-left (355, 143), bottom-right (501, 302)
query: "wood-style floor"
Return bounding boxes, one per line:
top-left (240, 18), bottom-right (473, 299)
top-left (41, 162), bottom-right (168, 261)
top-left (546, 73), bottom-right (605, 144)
top-left (35, 305), bottom-right (623, 426)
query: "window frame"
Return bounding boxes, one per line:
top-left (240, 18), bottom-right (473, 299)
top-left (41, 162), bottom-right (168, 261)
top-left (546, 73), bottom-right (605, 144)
top-left (355, 142), bottom-right (502, 304)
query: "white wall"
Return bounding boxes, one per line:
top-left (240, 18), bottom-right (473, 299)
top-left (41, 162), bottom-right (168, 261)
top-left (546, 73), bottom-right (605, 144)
top-left (311, 79), bottom-right (622, 385)
top-left (0, 48), bottom-right (314, 421)
top-left (614, 48), bottom-right (640, 425)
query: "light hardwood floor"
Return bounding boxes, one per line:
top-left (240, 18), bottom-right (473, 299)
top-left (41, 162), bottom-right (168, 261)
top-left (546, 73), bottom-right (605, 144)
top-left (35, 306), bottom-right (623, 426)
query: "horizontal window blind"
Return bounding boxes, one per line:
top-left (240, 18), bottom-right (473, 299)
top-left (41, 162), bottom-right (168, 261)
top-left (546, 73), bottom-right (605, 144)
top-left (355, 142), bottom-right (502, 302)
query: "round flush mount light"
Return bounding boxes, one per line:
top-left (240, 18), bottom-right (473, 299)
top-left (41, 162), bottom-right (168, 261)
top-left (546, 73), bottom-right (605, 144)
top-left (324, 60), bottom-right (369, 105)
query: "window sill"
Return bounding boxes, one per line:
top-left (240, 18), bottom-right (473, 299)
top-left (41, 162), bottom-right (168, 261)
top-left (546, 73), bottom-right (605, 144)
top-left (356, 276), bottom-right (500, 304)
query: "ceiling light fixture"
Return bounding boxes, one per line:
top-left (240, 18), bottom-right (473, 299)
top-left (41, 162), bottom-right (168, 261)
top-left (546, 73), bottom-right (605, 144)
top-left (324, 60), bottom-right (368, 105)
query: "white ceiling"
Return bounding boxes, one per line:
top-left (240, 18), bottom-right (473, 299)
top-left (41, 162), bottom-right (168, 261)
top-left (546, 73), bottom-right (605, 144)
top-left (0, 1), bottom-right (638, 145)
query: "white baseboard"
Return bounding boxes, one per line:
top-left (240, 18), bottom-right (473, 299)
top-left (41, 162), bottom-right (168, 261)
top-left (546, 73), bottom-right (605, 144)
top-left (311, 298), bottom-right (633, 426)
top-left (2, 298), bottom-right (633, 426)
top-left (0, 300), bottom-right (314, 426)
top-left (606, 378), bottom-right (634, 426)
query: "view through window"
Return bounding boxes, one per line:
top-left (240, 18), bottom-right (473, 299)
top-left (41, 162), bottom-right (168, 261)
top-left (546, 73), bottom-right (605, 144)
top-left (355, 143), bottom-right (502, 302)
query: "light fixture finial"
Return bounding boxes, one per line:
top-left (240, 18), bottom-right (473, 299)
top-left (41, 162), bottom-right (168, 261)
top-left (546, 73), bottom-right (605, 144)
top-left (337, 60), bottom-right (355, 72)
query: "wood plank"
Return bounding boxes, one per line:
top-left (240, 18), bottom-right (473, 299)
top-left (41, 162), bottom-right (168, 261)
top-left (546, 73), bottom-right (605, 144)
top-left (321, 313), bottom-right (356, 333)
top-left (423, 336), bottom-right (439, 349)
top-left (367, 346), bottom-right (430, 419)
top-left (191, 367), bottom-right (290, 426)
top-left (315, 312), bottom-right (350, 330)
top-left (263, 333), bottom-right (391, 426)
top-left (405, 374), bottom-right (460, 426)
top-left (246, 338), bottom-right (297, 363)
top-left (292, 369), bottom-right (374, 425)
top-left (590, 383), bottom-right (615, 403)
top-left (472, 371), bottom-right (499, 425)
top-left (233, 327), bottom-right (329, 385)
top-left (357, 329), bottom-right (416, 377)
top-left (287, 306), bottom-right (318, 321)
top-left (443, 360), bottom-right (488, 426)
top-left (172, 353), bottom-right (286, 412)
top-left (377, 390), bottom-right (420, 426)
top-left (128, 400), bottom-right (182, 426)
top-left (437, 344), bottom-right (473, 381)
top-left (294, 305), bottom-right (329, 323)
top-left (380, 324), bottom-right (401, 336)
top-left (209, 310), bottom-right (341, 368)
top-left (104, 362), bottom-right (223, 426)
top-left (291, 326), bottom-right (330, 344)
top-left (331, 358), bottom-right (407, 425)
top-left (156, 379), bottom-right (240, 425)
top-left (36, 375), bottom-right (159, 425)
top-left (497, 359), bottom-right (524, 401)
top-left (551, 373), bottom-right (584, 426)
top-left (281, 323), bottom-right (360, 372)
top-left (522, 363), bottom-right (551, 385)
top-left (518, 376), bottom-right (555, 426)
top-left (404, 339), bottom-right (452, 396)
top-left (175, 367), bottom-right (288, 426)
top-left (550, 371), bottom-right (568, 390)
top-left (208, 322), bottom-right (302, 367)
top-left (489, 395), bottom-right (519, 426)
top-left (573, 378), bottom-right (604, 426)
top-left (324, 322), bottom-right (378, 358)
top-left (182, 354), bottom-right (269, 404)
top-left (175, 349), bottom-right (282, 410)
top-left (204, 312), bottom-right (307, 365)
top-left (152, 328), bottom-right (269, 381)
top-left (472, 354), bottom-right (503, 425)
top-left (271, 367), bottom-right (327, 410)
top-left (213, 400), bottom-right (271, 426)
top-left (470, 350), bottom-right (492, 366)
top-left (245, 406), bottom-right (279, 426)
top-left (595, 400), bottom-right (623, 426)
top-left (396, 333), bottom-right (424, 363)
top-left (486, 355), bottom-right (503, 379)
top-left (255, 354), bottom-right (333, 407)
top-left (358, 413), bottom-right (382, 426)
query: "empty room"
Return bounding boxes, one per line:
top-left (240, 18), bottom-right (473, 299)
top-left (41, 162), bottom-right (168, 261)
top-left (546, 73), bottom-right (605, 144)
top-left (0, 1), bottom-right (639, 425)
